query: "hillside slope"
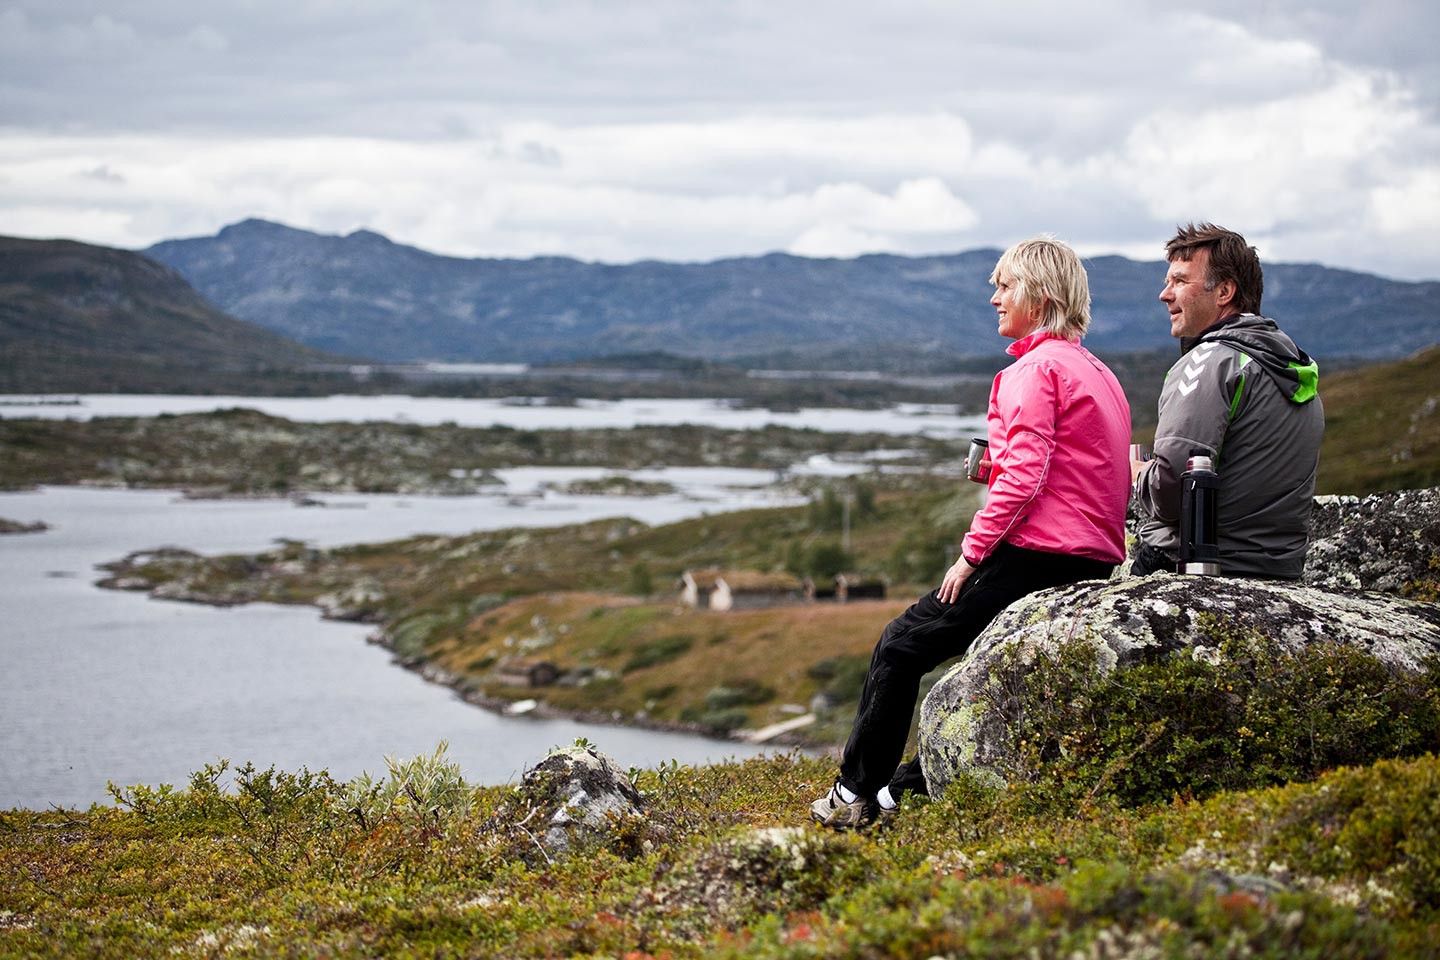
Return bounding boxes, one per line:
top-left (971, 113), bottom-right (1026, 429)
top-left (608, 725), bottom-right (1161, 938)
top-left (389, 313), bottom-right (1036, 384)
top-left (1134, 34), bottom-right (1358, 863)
top-left (0, 235), bottom-right (343, 392)
top-left (1317, 344), bottom-right (1440, 493)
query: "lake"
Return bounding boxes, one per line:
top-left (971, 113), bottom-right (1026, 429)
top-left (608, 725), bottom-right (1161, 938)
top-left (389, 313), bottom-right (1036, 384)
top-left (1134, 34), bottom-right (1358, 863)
top-left (0, 474), bottom-right (809, 810)
top-left (0, 396), bottom-right (983, 810)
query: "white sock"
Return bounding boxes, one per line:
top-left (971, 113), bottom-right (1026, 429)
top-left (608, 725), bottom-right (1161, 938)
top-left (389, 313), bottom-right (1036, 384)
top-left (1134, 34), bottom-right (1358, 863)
top-left (835, 782), bottom-right (859, 804)
top-left (877, 786), bottom-right (897, 810)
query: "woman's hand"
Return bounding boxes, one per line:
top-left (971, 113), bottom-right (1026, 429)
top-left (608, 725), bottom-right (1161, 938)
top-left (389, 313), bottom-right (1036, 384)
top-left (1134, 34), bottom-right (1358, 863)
top-left (937, 556), bottom-right (976, 603)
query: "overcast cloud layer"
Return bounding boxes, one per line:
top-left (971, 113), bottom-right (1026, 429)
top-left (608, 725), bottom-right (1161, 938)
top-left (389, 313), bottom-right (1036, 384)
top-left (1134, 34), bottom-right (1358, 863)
top-left (2, 0), bottom-right (1437, 279)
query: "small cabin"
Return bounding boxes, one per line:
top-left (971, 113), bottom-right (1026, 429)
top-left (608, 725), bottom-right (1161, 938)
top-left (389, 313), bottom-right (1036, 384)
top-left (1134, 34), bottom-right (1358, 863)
top-left (494, 658), bottom-right (561, 688)
top-left (836, 573), bottom-right (888, 602)
top-left (805, 573), bottom-right (888, 602)
top-left (680, 569), bottom-right (803, 612)
top-left (803, 576), bottom-right (838, 602)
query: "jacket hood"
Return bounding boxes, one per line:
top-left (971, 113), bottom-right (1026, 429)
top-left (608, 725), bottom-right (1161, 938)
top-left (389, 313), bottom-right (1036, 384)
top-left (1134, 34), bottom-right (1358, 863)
top-left (1194, 314), bottom-right (1320, 405)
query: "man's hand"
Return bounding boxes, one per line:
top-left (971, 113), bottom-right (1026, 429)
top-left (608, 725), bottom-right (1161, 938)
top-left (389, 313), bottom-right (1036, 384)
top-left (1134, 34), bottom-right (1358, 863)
top-left (1130, 457), bottom-right (1149, 484)
top-left (938, 556), bottom-right (976, 603)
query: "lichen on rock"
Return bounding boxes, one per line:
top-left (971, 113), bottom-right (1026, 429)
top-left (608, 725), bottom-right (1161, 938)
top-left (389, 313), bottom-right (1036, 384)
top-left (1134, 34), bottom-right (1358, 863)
top-left (1304, 488), bottom-right (1440, 594)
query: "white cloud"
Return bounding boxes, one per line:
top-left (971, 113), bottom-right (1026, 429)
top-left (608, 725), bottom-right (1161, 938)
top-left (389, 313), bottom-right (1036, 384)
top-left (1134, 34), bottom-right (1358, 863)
top-left (0, 1), bottom-right (1436, 279)
top-left (1370, 169), bottom-right (1440, 235)
top-left (1113, 66), bottom-right (1439, 273)
top-left (0, 128), bottom-right (979, 262)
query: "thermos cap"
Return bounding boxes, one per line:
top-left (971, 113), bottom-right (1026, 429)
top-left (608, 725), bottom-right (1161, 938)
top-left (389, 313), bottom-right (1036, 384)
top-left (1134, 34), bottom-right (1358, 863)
top-left (1186, 454), bottom-right (1214, 473)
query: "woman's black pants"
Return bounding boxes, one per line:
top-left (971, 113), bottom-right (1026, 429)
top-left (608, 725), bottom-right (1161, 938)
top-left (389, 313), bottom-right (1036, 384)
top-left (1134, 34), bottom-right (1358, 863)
top-left (838, 542), bottom-right (1113, 799)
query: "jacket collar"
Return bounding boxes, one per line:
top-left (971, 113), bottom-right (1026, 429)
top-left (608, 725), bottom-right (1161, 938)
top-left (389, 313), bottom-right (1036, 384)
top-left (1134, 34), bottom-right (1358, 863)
top-left (1180, 313), bottom-right (1245, 355)
top-left (1007, 329), bottom-right (1062, 358)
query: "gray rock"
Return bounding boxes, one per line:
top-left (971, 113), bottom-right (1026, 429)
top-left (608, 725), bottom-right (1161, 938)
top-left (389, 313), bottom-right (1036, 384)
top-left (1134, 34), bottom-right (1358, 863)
top-left (917, 574), bottom-right (1440, 795)
top-left (315, 578), bottom-right (387, 622)
top-left (499, 745), bottom-right (646, 859)
top-left (1303, 489), bottom-right (1440, 593)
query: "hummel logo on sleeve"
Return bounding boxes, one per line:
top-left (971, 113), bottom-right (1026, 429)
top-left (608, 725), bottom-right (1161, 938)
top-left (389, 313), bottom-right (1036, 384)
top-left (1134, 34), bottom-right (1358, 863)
top-left (1177, 345), bottom-right (1217, 396)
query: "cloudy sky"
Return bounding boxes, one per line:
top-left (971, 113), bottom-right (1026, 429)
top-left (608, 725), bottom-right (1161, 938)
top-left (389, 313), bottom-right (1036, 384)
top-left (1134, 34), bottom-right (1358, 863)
top-left (2, 0), bottom-right (1437, 279)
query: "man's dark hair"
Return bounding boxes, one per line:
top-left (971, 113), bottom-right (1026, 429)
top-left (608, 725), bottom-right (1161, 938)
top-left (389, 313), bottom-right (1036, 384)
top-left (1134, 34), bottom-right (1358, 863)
top-left (1165, 222), bottom-right (1263, 315)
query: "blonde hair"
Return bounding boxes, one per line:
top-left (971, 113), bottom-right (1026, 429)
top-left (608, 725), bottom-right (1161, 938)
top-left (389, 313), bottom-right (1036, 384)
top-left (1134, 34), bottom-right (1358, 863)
top-left (988, 236), bottom-right (1092, 339)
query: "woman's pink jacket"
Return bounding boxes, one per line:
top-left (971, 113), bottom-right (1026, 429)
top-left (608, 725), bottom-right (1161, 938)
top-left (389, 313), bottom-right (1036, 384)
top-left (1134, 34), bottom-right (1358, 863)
top-left (961, 330), bottom-right (1132, 567)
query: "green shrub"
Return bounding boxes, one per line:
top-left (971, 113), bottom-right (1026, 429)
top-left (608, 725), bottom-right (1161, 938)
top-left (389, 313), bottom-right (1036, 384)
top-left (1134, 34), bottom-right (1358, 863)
top-left (1255, 753), bottom-right (1440, 910)
top-left (1402, 553), bottom-right (1440, 601)
top-left (984, 621), bottom-right (1440, 810)
top-left (334, 741), bottom-right (470, 832)
top-left (107, 760), bottom-right (349, 884)
top-left (807, 653), bottom-right (871, 705)
top-left (387, 612), bottom-right (449, 660)
top-left (887, 528), bottom-right (950, 585)
top-left (626, 560), bottom-right (654, 596)
top-left (704, 679), bottom-right (776, 710)
top-left (622, 633), bottom-right (695, 672)
top-left (783, 537), bottom-right (854, 580)
top-left (679, 706), bottom-right (751, 733)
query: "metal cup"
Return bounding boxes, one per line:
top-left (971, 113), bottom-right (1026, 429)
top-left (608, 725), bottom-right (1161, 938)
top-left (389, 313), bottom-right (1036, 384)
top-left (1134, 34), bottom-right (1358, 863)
top-left (965, 438), bottom-right (990, 483)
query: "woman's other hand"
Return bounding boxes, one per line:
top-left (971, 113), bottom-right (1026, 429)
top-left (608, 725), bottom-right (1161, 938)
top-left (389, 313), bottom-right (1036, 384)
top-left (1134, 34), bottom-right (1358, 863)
top-left (938, 556), bottom-right (977, 603)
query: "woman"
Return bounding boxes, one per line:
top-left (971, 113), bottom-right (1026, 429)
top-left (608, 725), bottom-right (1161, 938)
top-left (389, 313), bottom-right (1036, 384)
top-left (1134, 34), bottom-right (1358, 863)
top-left (812, 236), bottom-right (1132, 829)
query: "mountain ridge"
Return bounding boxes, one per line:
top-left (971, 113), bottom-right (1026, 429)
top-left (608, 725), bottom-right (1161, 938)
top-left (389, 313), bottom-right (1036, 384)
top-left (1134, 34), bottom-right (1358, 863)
top-left (144, 218), bottom-right (1440, 365)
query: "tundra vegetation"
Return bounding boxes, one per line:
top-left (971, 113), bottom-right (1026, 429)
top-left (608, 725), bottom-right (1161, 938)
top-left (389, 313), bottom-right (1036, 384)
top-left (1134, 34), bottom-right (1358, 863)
top-left (3, 347), bottom-right (1438, 955)
top-left (3, 720), bottom-right (1439, 956)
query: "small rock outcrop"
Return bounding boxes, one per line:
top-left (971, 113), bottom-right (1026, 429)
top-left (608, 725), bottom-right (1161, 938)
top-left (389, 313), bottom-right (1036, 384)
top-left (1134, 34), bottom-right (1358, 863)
top-left (917, 574), bottom-right (1440, 795)
top-left (1303, 488), bottom-right (1440, 593)
top-left (661, 827), bottom-right (853, 930)
top-left (315, 579), bottom-right (387, 622)
top-left (496, 745), bottom-right (646, 860)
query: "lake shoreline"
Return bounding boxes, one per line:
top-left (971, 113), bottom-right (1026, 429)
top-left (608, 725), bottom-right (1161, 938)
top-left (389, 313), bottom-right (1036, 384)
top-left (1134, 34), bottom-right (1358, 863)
top-left (96, 566), bottom-right (831, 753)
top-left (372, 629), bottom-right (828, 752)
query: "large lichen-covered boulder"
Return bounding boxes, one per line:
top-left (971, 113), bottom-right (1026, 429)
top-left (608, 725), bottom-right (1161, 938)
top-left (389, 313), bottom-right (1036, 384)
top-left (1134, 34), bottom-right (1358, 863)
top-left (1304, 488), bottom-right (1440, 593)
top-left (917, 574), bottom-right (1440, 796)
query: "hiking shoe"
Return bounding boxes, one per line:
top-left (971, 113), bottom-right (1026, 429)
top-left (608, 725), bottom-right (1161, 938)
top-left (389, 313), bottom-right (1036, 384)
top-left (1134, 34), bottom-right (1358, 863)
top-left (810, 781), bottom-right (879, 830)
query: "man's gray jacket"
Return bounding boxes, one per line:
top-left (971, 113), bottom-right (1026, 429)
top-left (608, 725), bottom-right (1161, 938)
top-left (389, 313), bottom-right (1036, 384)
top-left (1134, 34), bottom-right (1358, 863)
top-left (1134, 313), bottom-right (1324, 579)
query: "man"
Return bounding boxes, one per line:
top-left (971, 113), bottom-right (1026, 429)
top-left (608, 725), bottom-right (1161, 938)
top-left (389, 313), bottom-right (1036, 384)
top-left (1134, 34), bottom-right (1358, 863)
top-left (1131, 223), bottom-right (1324, 579)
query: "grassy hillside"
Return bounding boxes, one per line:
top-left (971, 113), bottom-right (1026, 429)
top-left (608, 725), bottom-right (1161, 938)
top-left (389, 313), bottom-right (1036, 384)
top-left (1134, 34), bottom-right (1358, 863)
top-left (1316, 345), bottom-right (1440, 494)
top-left (427, 592), bottom-right (908, 742)
top-left (0, 235), bottom-right (343, 393)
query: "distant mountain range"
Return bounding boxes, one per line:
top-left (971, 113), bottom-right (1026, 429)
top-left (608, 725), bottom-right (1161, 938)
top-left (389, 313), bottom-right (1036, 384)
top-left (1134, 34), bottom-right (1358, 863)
top-left (144, 218), bottom-right (1440, 365)
top-left (0, 235), bottom-right (340, 393)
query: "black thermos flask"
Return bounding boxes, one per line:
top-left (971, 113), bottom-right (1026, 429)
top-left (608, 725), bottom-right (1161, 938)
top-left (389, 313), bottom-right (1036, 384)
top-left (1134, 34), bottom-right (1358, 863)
top-left (1179, 450), bottom-right (1221, 575)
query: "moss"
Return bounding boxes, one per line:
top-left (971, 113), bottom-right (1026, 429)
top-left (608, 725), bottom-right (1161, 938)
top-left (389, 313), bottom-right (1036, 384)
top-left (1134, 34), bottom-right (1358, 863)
top-left (1402, 553), bottom-right (1440, 602)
